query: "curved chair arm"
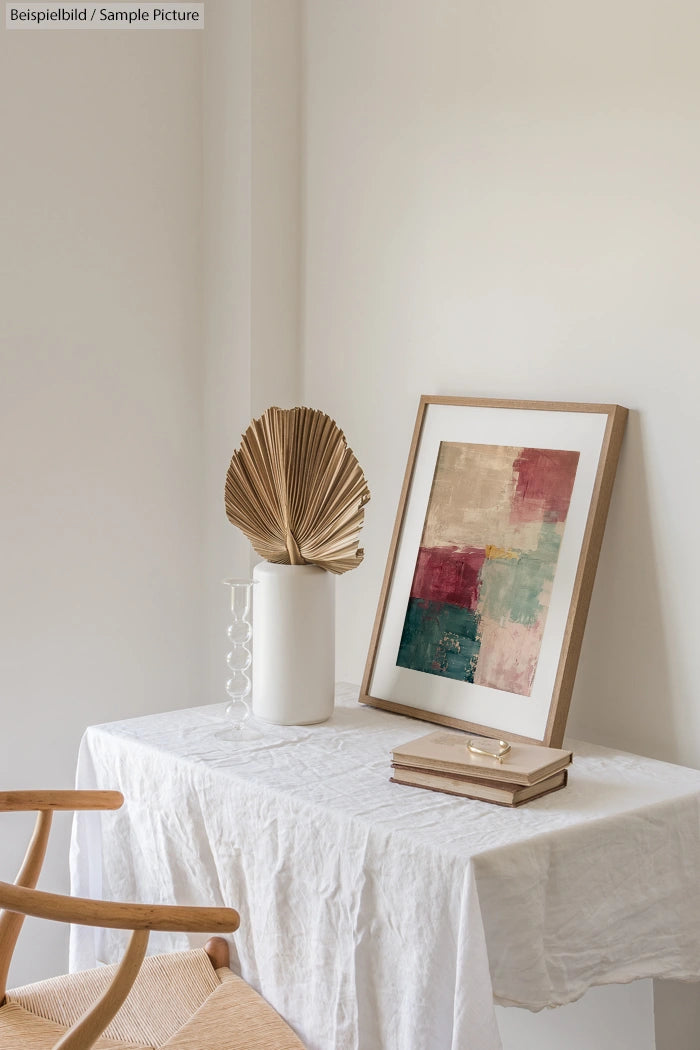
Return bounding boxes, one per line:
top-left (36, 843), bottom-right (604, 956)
top-left (0, 790), bottom-right (124, 812)
top-left (0, 881), bottom-right (240, 933)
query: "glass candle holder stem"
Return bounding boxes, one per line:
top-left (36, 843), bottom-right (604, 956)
top-left (218, 578), bottom-right (260, 742)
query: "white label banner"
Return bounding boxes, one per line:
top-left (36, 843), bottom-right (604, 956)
top-left (6, 3), bottom-right (204, 29)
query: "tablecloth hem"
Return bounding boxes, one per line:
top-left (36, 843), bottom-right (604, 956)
top-left (494, 968), bottom-right (700, 1012)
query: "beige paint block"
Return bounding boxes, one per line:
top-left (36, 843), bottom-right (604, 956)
top-left (422, 443), bottom-right (542, 552)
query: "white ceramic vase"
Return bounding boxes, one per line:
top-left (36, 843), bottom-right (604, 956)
top-left (252, 561), bottom-right (335, 725)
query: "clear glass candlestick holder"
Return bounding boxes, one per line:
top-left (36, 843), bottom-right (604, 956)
top-left (218, 578), bottom-right (260, 742)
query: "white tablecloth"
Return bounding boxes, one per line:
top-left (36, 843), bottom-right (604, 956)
top-left (70, 685), bottom-right (700, 1050)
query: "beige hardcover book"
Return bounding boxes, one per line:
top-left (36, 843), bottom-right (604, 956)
top-left (390, 766), bottom-right (569, 807)
top-left (391, 730), bottom-right (572, 786)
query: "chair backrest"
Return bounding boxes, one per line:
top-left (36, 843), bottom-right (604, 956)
top-left (0, 790), bottom-right (240, 1050)
top-left (0, 790), bottom-right (124, 1002)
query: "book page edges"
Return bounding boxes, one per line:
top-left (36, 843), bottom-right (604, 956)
top-left (390, 768), bottom-right (568, 807)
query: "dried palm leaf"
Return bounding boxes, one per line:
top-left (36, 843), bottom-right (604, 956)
top-left (225, 406), bottom-right (370, 574)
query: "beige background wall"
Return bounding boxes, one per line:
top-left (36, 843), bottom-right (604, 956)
top-left (302, 0), bottom-right (700, 766)
top-left (1, 0), bottom-right (302, 987)
top-left (0, 26), bottom-right (204, 984)
top-left (202, 0), bottom-right (301, 701)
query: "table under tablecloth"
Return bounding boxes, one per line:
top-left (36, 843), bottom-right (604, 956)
top-left (70, 685), bottom-right (700, 1050)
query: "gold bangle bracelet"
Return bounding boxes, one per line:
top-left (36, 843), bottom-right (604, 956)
top-left (466, 738), bottom-right (512, 764)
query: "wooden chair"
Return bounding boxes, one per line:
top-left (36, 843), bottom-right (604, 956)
top-left (0, 790), bottom-right (307, 1049)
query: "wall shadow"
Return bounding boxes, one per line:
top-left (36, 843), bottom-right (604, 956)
top-left (568, 409), bottom-right (681, 763)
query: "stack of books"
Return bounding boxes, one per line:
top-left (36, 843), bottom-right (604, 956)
top-left (391, 729), bottom-right (572, 807)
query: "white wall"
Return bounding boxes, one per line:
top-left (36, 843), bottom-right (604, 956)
top-left (202, 0), bottom-right (254, 701)
top-left (202, 0), bottom-right (301, 701)
top-left (301, 1), bottom-right (700, 1045)
top-left (0, 27), bottom-right (203, 985)
top-left (0, 0), bottom-right (302, 987)
top-left (302, 0), bottom-right (700, 768)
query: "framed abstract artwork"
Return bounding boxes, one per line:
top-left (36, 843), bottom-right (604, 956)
top-left (360, 396), bottom-right (627, 746)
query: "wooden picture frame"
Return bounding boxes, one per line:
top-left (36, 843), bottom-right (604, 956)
top-left (360, 396), bottom-right (627, 747)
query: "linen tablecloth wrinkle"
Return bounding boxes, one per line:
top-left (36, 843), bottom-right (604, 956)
top-left (70, 685), bottom-right (700, 1050)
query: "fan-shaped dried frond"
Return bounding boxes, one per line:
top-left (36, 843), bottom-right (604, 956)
top-left (225, 407), bottom-right (370, 574)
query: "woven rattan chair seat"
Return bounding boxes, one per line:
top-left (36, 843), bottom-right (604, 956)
top-left (0, 1000), bottom-right (146, 1049)
top-left (160, 968), bottom-right (306, 1050)
top-left (4, 949), bottom-right (305, 1050)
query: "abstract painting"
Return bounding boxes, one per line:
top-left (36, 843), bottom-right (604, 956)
top-left (396, 442), bottom-right (580, 695)
top-left (361, 397), bottom-right (628, 746)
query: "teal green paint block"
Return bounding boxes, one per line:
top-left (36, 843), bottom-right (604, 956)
top-left (397, 599), bottom-right (481, 682)
top-left (478, 523), bottom-right (562, 628)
